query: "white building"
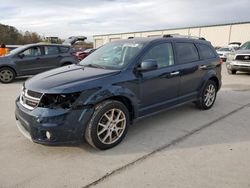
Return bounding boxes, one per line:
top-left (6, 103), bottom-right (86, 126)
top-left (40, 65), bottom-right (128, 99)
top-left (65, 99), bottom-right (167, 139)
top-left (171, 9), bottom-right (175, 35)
top-left (93, 21), bottom-right (250, 48)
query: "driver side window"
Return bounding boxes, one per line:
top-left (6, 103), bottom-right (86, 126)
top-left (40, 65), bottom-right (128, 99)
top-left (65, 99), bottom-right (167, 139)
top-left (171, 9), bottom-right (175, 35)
top-left (142, 43), bottom-right (174, 68)
top-left (21, 47), bottom-right (42, 57)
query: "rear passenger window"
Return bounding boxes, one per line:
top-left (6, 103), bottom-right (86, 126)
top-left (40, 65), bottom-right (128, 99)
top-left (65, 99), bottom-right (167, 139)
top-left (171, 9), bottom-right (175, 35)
top-left (197, 44), bottom-right (216, 59)
top-left (44, 46), bottom-right (59, 55)
top-left (59, 46), bottom-right (69, 53)
top-left (142, 43), bottom-right (174, 68)
top-left (176, 43), bottom-right (199, 64)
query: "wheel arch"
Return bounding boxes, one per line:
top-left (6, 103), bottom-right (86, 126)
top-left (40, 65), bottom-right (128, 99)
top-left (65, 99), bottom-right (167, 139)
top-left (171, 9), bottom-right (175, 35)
top-left (198, 71), bottom-right (221, 98)
top-left (0, 66), bottom-right (17, 76)
top-left (61, 62), bottom-right (73, 66)
top-left (209, 76), bottom-right (220, 90)
top-left (101, 95), bottom-right (135, 123)
top-left (83, 87), bottom-right (139, 123)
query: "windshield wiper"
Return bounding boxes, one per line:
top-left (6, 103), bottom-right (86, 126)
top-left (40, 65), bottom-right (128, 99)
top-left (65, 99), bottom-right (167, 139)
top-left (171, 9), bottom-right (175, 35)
top-left (84, 64), bottom-right (106, 69)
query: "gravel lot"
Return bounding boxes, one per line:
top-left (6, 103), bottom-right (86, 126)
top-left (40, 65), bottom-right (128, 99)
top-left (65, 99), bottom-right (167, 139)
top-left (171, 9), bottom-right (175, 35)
top-left (0, 64), bottom-right (250, 188)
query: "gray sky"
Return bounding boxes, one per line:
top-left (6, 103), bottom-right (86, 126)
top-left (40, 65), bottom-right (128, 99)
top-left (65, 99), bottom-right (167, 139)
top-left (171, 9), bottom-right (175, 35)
top-left (0, 0), bottom-right (250, 41)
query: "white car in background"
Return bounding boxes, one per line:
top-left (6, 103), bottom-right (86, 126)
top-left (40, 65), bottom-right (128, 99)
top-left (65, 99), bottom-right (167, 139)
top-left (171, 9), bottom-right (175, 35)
top-left (228, 42), bottom-right (241, 49)
top-left (216, 47), bottom-right (236, 61)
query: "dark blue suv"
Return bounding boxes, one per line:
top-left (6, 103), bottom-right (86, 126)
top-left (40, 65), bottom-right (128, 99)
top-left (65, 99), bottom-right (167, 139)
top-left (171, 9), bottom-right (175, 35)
top-left (15, 36), bottom-right (221, 150)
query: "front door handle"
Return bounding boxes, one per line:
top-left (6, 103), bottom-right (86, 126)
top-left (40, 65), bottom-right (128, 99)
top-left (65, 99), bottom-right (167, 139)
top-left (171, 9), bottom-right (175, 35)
top-left (170, 71), bottom-right (180, 76)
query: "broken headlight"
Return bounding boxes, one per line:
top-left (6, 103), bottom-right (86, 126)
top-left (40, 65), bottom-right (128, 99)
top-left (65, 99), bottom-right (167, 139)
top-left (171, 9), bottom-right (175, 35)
top-left (39, 93), bottom-right (81, 109)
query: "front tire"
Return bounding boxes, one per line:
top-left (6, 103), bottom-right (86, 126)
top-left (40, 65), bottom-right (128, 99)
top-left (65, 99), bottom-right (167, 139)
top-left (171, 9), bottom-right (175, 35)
top-left (0, 67), bottom-right (16, 83)
top-left (85, 100), bottom-right (129, 150)
top-left (196, 80), bottom-right (217, 110)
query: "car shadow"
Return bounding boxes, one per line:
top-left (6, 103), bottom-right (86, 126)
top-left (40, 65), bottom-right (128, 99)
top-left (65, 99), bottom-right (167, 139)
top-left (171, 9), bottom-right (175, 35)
top-left (14, 76), bottom-right (31, 83)
top-left (77, 97), bottom-right (250, 155)
top-left (15, 91), bottom-right (250, 157)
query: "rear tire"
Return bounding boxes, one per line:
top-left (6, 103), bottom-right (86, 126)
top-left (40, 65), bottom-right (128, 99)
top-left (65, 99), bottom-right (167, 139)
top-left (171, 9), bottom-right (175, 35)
top-left (0, 67), bottom-right (16, 83)
top-left (196, 80), bottom-right (217, 110)
top-left (85, 100), bottom-right (129, 150)
top-left (227, 69), bottom-right (236, 75)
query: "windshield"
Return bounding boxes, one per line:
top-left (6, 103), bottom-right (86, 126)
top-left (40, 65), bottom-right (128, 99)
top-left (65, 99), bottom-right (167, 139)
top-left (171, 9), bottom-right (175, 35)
top-left (79, 41), bottom-right (145, 70)
top-left (217, 48), bottom-right (230, 52)
top-left (7, 46), bottom-right (27, 56)
top-left (240, 42), bottom-right (250, 50)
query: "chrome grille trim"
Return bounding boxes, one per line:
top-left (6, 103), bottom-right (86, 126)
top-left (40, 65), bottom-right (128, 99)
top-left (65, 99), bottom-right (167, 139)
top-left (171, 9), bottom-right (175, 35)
top-left (235, 54), bottom-right (250, 62)
top-left (20, 89), bottom-right (43, 110)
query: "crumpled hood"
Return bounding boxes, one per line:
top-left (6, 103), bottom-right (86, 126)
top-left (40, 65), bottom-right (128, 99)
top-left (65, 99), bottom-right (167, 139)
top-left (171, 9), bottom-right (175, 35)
top-left (25, 65), bottom-right (120, 93)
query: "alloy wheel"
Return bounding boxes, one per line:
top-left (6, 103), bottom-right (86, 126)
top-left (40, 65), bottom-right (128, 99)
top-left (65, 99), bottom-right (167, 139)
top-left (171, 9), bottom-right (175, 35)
top-left (0, 69), bottom-right (14, 83)
top-left (97, 108), bottom-right (126, 145)
top-left (204, 84), bottom-right (216, 107)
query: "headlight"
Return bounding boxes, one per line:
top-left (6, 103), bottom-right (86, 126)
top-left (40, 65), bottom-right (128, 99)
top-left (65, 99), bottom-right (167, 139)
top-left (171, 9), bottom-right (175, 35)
top-left (227, 54), bottom-right (235, 62)
top-left (39, 92), bottom-right (81, 109)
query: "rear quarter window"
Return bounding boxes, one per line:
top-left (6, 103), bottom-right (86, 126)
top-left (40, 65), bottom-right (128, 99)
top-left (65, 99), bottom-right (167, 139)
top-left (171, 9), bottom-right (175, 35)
top-left (44, 46), bottom-right (59, 55)
top-left (59, 46), bottom-right (70, 53)
top-left (197, 44), bottom-right (216, 59)
top-left (176, 42), bottom-right (199, 64)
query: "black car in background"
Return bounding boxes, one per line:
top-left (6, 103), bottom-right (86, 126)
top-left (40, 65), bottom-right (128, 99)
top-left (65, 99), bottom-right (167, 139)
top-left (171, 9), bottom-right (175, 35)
top-left (15, 36), bottom-right (221, 150)
top-left (0, 44), bottom-right (78, 83)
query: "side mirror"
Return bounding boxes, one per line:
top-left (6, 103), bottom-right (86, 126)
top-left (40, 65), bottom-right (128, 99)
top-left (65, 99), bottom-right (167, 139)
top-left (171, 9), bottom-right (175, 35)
top-left (137, 59), bottom-right (158, 72)
top-left (18, 54), bottom-right (25, 59)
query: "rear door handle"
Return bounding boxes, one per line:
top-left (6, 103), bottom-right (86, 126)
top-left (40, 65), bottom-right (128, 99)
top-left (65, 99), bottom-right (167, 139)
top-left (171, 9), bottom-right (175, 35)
top-left (170, 71), bottom-right (180, 76)
top-left (199, 65), bottom-right (207, 69)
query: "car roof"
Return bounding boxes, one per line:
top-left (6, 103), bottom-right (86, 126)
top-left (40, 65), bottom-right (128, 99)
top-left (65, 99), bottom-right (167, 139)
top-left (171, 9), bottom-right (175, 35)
top-left (114, 36), bottom-right (212, 46)
top-left (22, 43), bottom-right (70, 48)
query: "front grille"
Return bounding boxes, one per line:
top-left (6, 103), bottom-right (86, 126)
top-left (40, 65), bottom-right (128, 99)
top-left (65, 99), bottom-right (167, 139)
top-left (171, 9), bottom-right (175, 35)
top-left (27, 90), bottom-right (43, 98)
top-left (20, 89), bottom-right (43, 110)
top-left (235, 55), bottom-right (250, 62)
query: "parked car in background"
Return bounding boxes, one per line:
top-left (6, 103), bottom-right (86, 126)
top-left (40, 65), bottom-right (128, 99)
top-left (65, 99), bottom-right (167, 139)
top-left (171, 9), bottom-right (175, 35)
top-left (0, 44), bottom-right (78, 83)
top-left (228, 42), bottom-right (241, 49)
top-left (63, 36), bottom-right (87, 46)
top-left (15, 35), bottom-right (221, 150)
top-left (226, 41), bottom-right (250, 74)
top-left (216, 47), bottom-right (236, 61)
top-left (75, 48), bottom-right (96, 61)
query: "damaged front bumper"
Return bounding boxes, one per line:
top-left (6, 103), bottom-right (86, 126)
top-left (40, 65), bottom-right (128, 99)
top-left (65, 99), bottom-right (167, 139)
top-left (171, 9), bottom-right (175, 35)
top-left (15, 96), bottom-right (94, 145)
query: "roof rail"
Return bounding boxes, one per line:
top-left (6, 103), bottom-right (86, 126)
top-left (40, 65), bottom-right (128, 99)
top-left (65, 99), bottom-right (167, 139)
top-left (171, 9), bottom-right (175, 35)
top-left (163, 34), bottom-right (206, 41)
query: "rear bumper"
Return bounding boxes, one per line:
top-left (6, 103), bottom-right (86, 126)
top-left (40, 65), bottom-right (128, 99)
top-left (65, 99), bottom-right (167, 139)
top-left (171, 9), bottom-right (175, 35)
top-left (15, 96), bottom-right (94, 145)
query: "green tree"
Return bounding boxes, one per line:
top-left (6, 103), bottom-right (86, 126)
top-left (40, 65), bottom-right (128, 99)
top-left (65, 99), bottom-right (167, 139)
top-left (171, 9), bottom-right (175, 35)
top-left (0, 23), bottom-right (44, 45)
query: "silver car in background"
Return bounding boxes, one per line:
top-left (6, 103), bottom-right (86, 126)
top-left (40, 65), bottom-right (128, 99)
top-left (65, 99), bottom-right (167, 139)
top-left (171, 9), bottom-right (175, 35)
top-left (226, 41), bottom-right (250, 74)
top-left (216, 47), bottom-right (236, 61)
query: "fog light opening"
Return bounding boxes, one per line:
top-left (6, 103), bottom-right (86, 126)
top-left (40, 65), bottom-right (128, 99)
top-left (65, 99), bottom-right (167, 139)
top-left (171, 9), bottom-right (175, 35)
top-left (46, 131), bottom-right (52, 140)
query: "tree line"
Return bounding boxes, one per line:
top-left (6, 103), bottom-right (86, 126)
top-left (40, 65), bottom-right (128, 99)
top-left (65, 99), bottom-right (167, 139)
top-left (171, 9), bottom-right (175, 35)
top-left (0, 23), bottom-right (43, 45)
top-left (0, 23), bottom-right (94, 49)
